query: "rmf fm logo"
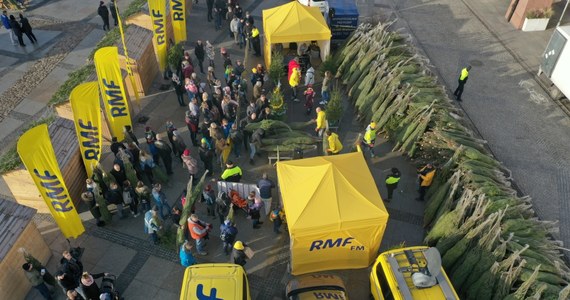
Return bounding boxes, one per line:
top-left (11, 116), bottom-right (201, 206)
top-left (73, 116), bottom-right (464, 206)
top-left (309, 237), bottom-right (365, 251)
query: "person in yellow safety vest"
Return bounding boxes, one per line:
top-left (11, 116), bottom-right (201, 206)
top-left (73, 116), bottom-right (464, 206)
top-left (453, 65), bottom-right (471, 102)
top-left (362, 121), bottom-right (378, 158)
top-left (385, 168), bottom-right (401, 202)
top-left (325, 130), bottom-right (343, 155)
top-left (416, 163), bottom-right (435, 201)
top-left (251, 26), bottom-right (261, 57)
top-left (221, 161), bottom-right (242, 182)
top-left (314, 107), bottom-right (327, 137)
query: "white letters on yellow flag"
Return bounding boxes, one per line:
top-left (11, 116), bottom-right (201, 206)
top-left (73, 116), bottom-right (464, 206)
top-left (149, 0), bottom-right (168, 72)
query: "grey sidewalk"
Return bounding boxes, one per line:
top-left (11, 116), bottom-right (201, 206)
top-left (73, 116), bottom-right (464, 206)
top-left (368, 0), bottom-right (570, 251)
top-left (0, 0), bottom-right (135, 149)
top-left (23, 1), bottom-right (427, 298)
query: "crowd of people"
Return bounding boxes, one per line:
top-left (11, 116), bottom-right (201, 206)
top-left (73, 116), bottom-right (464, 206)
top-left (1, 10), bottom-right (37, 47)
top-left (22, 249), bottom-right (118, 300)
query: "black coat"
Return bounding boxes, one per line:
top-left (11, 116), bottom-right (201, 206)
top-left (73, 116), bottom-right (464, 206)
top-left (10, 19), bottom-right (22, 35)
top-left (81, 273), bottom-right (105, 300)
top-left (60, 257), bottom-right (83, 282)
top-left (110, 168), bottom-right (127, 186)
top-left (231, 248), bottom-right (247, 266)
top-left (195, 43), bottom-right (205, 61)
top-left (105, 188), bottom-right (123, 205)
top-left (199, 146), bottom-right (214, 163)
top-left (154, 140), bottom-right (173, 163)
top-left (98, 5), bottom-right (109, 19)
top-left (109, 2), bottom-right (118, 19)
top-left (20, 17), bottom-right (32, 33)
top-left (58, 273), bottom-right (78, 290)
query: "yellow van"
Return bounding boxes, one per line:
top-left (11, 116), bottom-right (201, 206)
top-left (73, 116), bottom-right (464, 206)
top-left (286, 274), bottom-right (348, 300)
top-left (180, 263), bottom-right (251, 300)
top-left (370, 246), bottom-right (459, 300)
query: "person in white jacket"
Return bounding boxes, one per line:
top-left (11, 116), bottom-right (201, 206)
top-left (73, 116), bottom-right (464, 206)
top-left (305, 66), bottom-right (315, 87)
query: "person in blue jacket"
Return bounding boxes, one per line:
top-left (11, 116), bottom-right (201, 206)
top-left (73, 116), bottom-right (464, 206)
top-left (179, 241), bottom-right (197, 267)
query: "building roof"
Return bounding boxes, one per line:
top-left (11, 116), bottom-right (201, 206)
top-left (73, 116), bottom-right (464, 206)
top-left (116, 25), bottom-right (153, 60)
top-left (0, 198), bottom-right (36, 260)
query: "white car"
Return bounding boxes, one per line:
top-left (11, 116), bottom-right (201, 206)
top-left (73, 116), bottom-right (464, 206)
top-left (297, 0), bottom-right (328, 14)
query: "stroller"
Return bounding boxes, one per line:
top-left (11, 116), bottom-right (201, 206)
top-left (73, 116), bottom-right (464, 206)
top-left (99, 274), bottom-right (122, 300)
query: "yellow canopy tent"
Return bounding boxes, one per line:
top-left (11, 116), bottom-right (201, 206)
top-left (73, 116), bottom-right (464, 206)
top-left (262, 1), bottom-right (332, 68)
top-left (276, 153), bottom-right (389, 275)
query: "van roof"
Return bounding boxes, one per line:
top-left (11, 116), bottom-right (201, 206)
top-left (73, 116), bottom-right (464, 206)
top-left (181, 264), bottom-right (246, 300)
top-left (379, 246), bottom-right (458, 300)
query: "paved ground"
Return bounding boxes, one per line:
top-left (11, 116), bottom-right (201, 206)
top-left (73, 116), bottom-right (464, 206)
top-left (361, 0), bottom-right (570, 249)
top-left (21, 0), bottom-right (426, 299)
top-left (7, 0), bottom-right (570, 298)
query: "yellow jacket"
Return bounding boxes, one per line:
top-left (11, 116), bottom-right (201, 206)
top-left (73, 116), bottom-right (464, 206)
top-left (289, 67), bottom-right (300, 87)
top-left (251, 27), bottom-right (259, 38)
top-left (327, 133), bottom-right (343, 154)
top-left (419, 166), bottom-right (435, 187)
top-left (459, 68), bottom-right (469, 81)
top-left (316, 110), bottom-right (326, 129)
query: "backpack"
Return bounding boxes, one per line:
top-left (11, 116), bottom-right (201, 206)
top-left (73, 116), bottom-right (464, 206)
top-left (270, 209), bottom-right (280, 221)
top-left (123, 190), bottom-right (133, 205)
top-left (220, 229), bottom-right (230, 242)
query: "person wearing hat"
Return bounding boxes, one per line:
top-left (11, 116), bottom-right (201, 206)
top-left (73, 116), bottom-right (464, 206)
top-left (220, 161), bottom-right (242, 182)
top-left (179, 241), bottom-right (197, 267)
top-left (416, 163), bottom-right (436, 201)
top-left (97, 1), bottom-right (110, 31)
top-left (22, 263), bottom-right (53, 300)
top-left (181, 149), bottom-right (198, 179)
top-left (220, 220), bottom-right (238, 255)
top-left (362, 121), bottom-right (379, 158)
top-left (231, 241), bottom-right (248, 266)
top-left (385, 168), bottom-right (401, 202)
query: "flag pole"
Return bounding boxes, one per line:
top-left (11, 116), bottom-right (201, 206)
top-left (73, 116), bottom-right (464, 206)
top-left (115, 2), bottom-right (141, 110)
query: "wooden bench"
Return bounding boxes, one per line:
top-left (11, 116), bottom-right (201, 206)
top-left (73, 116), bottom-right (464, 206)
top-left (268, 153), bottom-right (293, 165)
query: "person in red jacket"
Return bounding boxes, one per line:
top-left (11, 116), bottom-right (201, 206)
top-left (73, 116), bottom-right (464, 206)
top-left (288, 57), bottom-right (300, 82)
top-left (187, 214), bottom-right (212, 255)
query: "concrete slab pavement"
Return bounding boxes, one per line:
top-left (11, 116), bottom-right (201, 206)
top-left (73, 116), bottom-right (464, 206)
top-left (370, 0), bottom-right (570, 252)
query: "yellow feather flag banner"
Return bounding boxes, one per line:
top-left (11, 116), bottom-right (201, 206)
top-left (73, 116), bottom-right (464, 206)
top-left (70, 82), bottom-right (102, 179)
top-left (170, 0), bottom-right (186, 43)
top-left (94, 46), bottom-right (132, 138)
top-left (17, 124), bottom-right (85, 238)
top-left (148, 0), bottom-right (168, 72)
